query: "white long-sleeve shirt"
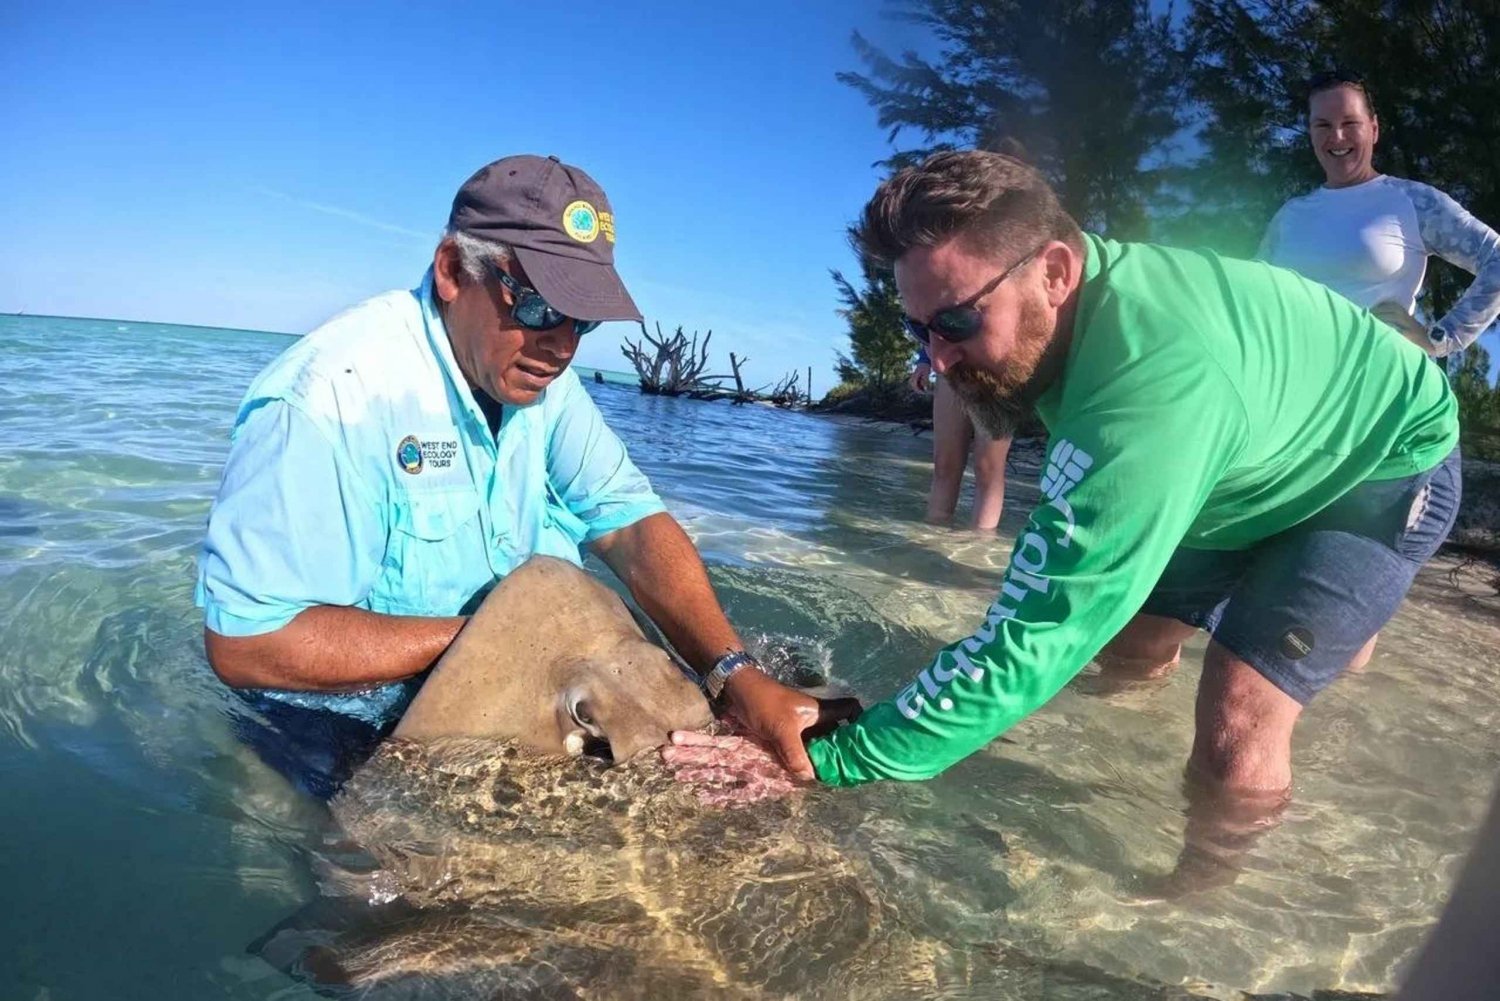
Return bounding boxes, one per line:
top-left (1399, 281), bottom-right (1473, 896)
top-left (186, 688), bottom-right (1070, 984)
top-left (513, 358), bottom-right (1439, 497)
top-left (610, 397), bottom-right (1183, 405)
top-left (1259, 174), bottom-right (1500, 356)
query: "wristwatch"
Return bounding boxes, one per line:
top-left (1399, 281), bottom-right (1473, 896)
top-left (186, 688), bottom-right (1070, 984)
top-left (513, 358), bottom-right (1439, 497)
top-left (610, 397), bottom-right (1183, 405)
top-left (702, 650), bottom-right (759, 704)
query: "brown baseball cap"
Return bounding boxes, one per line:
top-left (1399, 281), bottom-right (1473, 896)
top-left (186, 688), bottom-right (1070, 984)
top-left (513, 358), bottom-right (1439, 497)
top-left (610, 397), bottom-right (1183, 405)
top-left (448, 154), bottom-right (642, 323)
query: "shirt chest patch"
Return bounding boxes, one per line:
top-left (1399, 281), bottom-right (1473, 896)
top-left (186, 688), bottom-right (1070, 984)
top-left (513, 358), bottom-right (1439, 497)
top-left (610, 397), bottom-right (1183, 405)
top-left (395, 432), bottom-right (463, 477)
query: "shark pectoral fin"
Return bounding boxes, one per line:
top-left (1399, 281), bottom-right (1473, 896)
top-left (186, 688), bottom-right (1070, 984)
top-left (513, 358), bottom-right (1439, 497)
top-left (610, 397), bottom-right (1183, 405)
top-left (248, 895), bottom-right (422, 991)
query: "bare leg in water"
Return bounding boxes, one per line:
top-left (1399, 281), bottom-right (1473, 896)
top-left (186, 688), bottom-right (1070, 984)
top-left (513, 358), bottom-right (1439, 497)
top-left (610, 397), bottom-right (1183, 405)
top-left (1346, 633), bottom-right (1378, 673)
top-left (927, 375), bottom-right (1010, 530)
top-left (1098, 613), bottom-right (1367, 898)
top-left (1156, 647), bottom-right (1300, 897)
top-left (1093, 613), bottom-right (1189, 683)
top-left (969, 426), bottom-right (1011, 532)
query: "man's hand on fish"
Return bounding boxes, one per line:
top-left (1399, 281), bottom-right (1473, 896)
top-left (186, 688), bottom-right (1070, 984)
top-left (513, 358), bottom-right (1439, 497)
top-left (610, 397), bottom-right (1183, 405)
top-left (663, 673), bottom-right (863, 802)
top-left (718, 666), bottom-right (832, 779)
top-left (726, 667), bottom-right (865, 777)
top-left (662, 731), bottom-right (806, 806)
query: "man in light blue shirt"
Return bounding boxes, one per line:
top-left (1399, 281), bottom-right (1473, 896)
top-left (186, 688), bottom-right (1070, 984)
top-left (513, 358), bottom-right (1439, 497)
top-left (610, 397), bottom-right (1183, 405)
top-left (197, 155), bottom-right (838, 796)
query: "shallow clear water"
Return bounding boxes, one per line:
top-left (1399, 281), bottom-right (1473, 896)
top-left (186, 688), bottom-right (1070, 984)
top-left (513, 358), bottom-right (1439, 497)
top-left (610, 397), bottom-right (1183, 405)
top-left (2, 313), bottom-right (1497, 999)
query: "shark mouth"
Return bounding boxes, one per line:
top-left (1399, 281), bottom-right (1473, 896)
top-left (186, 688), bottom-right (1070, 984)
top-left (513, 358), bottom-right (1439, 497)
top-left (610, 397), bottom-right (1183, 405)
top-left (563, 729), bottom-right (614, 763)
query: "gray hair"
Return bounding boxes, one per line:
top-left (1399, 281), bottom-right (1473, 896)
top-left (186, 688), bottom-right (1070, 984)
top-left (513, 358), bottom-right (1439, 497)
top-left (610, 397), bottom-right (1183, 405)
top-left (443, 227), bottom-right (511, 283)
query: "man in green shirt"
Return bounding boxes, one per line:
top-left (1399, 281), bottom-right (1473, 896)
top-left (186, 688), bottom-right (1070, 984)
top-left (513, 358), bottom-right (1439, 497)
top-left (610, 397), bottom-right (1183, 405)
top-left (669, 151), bottom-right (1460, 830)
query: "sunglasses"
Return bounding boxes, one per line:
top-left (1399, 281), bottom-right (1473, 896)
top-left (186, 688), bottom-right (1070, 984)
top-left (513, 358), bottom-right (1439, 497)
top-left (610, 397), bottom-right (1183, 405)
top-left (902, 245), bottom-right (1045, 346)
top-left (484, 260), bottom-right (601, 336)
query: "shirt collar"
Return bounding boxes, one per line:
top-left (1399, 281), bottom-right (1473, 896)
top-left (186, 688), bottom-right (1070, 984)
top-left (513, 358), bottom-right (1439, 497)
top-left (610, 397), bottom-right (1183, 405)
top-left (1081, 231), bottom-right (1104, 285)
top-left (415, 267), bottom-right (498, 441)
top-left (1034, 234), bottom-right (1101, 426)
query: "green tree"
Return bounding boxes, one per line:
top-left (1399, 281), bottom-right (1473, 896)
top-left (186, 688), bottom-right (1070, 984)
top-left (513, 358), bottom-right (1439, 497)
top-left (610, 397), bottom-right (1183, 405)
top-left (1453, 343), bottom-right (1497, 420)
top-left (830, 259), bottom-right (913, 390)
top-left (839, 0), bottom-right (1189, 239)
top-left (1452, 341), bottom-right (1500, 455)
top-left (1154, 1), bottom-right (1326, 254)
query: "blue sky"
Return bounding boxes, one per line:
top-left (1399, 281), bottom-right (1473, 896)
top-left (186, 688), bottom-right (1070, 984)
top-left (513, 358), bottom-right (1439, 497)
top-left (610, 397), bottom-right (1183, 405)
top-left (1, 1), bottom-right (920, 389)
top-left (6, 2), bottom-right (1493, 390)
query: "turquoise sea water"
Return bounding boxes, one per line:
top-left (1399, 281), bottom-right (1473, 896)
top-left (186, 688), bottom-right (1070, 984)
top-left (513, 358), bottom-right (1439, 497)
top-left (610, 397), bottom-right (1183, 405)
top-left (1, 312), bottom-right (1498, 999)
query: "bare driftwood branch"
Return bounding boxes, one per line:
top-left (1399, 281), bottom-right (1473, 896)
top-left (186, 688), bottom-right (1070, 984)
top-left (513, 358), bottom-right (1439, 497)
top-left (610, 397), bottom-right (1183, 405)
top-left (619, 322), bottom-right (811, 410)
top-left (620, 322), bottom-right (722, 396)
top-left (727, 352), bottom-right (756, 404)
top-left (766, 369), bottom-right (807, 408)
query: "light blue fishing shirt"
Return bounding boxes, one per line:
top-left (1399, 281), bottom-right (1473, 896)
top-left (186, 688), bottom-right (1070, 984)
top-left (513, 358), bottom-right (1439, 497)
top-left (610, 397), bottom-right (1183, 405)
top-left (195, 270), bottom-right (664, 720)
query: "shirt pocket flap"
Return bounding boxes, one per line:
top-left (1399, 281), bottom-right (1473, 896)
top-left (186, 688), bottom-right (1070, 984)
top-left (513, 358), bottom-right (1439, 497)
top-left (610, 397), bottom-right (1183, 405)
top-left (544, 482), bottom-right (591, 545)
top-left (393, 488), bottom-right (481, 541)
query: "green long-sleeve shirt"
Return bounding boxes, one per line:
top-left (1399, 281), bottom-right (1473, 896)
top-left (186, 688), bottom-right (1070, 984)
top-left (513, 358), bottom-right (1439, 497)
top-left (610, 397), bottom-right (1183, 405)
top-left (808, 234), bottom-right (1458, 787)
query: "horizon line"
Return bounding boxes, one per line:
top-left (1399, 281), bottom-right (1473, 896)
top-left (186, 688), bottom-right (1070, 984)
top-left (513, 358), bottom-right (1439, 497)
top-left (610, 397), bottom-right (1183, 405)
top-left (0, 311), bottom-right (639, 378)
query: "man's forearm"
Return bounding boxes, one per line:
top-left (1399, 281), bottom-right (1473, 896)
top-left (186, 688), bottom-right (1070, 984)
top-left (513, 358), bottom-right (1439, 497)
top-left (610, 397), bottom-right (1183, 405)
top-left (205, 605), bottom-right (466, 691)
top-left (592, 512), bottom-right (742, 674)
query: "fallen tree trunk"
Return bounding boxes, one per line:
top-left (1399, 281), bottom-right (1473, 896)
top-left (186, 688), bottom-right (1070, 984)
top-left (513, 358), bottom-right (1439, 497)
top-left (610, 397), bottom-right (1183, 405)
top-left (620, 322), bottom-right (721, 396)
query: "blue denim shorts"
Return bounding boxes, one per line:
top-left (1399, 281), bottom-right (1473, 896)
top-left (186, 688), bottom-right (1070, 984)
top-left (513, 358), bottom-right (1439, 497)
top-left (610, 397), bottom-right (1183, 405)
top-left (1140, 448), bottom-right (1462, 704)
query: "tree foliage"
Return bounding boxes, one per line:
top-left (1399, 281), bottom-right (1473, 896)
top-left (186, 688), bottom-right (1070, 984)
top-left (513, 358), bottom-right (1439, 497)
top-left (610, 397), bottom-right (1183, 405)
top-left (839, 0), bottom-right (1189, 239)
top-left (837, 0), bottom-right (1500, 444)
top-left (831, 260), bottom-right (912, 390)
top-left (1454, 343), bottom-right (1500, 432)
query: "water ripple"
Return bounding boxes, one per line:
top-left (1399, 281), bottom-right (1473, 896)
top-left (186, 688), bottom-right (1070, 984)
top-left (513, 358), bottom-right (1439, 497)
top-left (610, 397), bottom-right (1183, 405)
top-left (1, 314), bottom-right (1497, 998)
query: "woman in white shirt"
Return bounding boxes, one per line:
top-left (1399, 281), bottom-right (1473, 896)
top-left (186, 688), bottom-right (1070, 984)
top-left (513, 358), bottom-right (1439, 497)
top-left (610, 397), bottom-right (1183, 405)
top-left (1260, 70), bottom-right (1500, 356)
top-left (1259, 70), bottom-right (1497, 674)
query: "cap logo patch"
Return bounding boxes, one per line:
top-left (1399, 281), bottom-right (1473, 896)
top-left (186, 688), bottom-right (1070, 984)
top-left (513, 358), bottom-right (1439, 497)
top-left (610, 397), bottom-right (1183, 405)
top-left (562, 200), bottom-right (600, 243)
top-left (396, 435), bottom-right (424, 475)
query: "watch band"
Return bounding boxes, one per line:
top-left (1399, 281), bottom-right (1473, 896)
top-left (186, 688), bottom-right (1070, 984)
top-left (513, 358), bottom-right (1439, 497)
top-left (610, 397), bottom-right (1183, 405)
top-left (702, 651), bottom-right (757, 701)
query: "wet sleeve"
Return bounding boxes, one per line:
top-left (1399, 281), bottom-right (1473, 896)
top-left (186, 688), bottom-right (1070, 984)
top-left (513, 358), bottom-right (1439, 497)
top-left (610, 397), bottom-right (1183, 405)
top-left (195, 398), bottom-right (386, 636)
top-left (1402, 180), bottom-right (1500, 356)
top-left (544, 375), bottom-right (667, 544)
top-left (807, 357), bottom-right (1247, 787)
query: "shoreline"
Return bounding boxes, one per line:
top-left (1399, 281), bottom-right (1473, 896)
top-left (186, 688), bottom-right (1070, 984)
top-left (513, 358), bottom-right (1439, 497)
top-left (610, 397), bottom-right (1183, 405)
top-left (802, 393), bottom-right (1500, 575)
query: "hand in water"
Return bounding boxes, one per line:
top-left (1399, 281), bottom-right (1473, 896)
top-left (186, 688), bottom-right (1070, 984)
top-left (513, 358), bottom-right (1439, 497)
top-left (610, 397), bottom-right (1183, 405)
top-left (661, 731), bottom-right (805, 806)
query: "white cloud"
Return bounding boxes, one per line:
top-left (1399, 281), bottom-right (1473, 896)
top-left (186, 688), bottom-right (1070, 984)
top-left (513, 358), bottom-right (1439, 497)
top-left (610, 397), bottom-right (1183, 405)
top-left (251, 186), bottom-right (433, 243)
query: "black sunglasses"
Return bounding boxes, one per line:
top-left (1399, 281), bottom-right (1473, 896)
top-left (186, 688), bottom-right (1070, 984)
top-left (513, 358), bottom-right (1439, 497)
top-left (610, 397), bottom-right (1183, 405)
top-left (902, 245), bottom-right (1045, 346)
top-left (484, 260), bottom-right (601, 336)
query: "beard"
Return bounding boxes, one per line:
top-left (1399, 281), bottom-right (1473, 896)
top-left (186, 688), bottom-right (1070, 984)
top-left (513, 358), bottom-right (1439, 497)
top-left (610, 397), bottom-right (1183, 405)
top-left (945, 295), bottom-right (1063, 439)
